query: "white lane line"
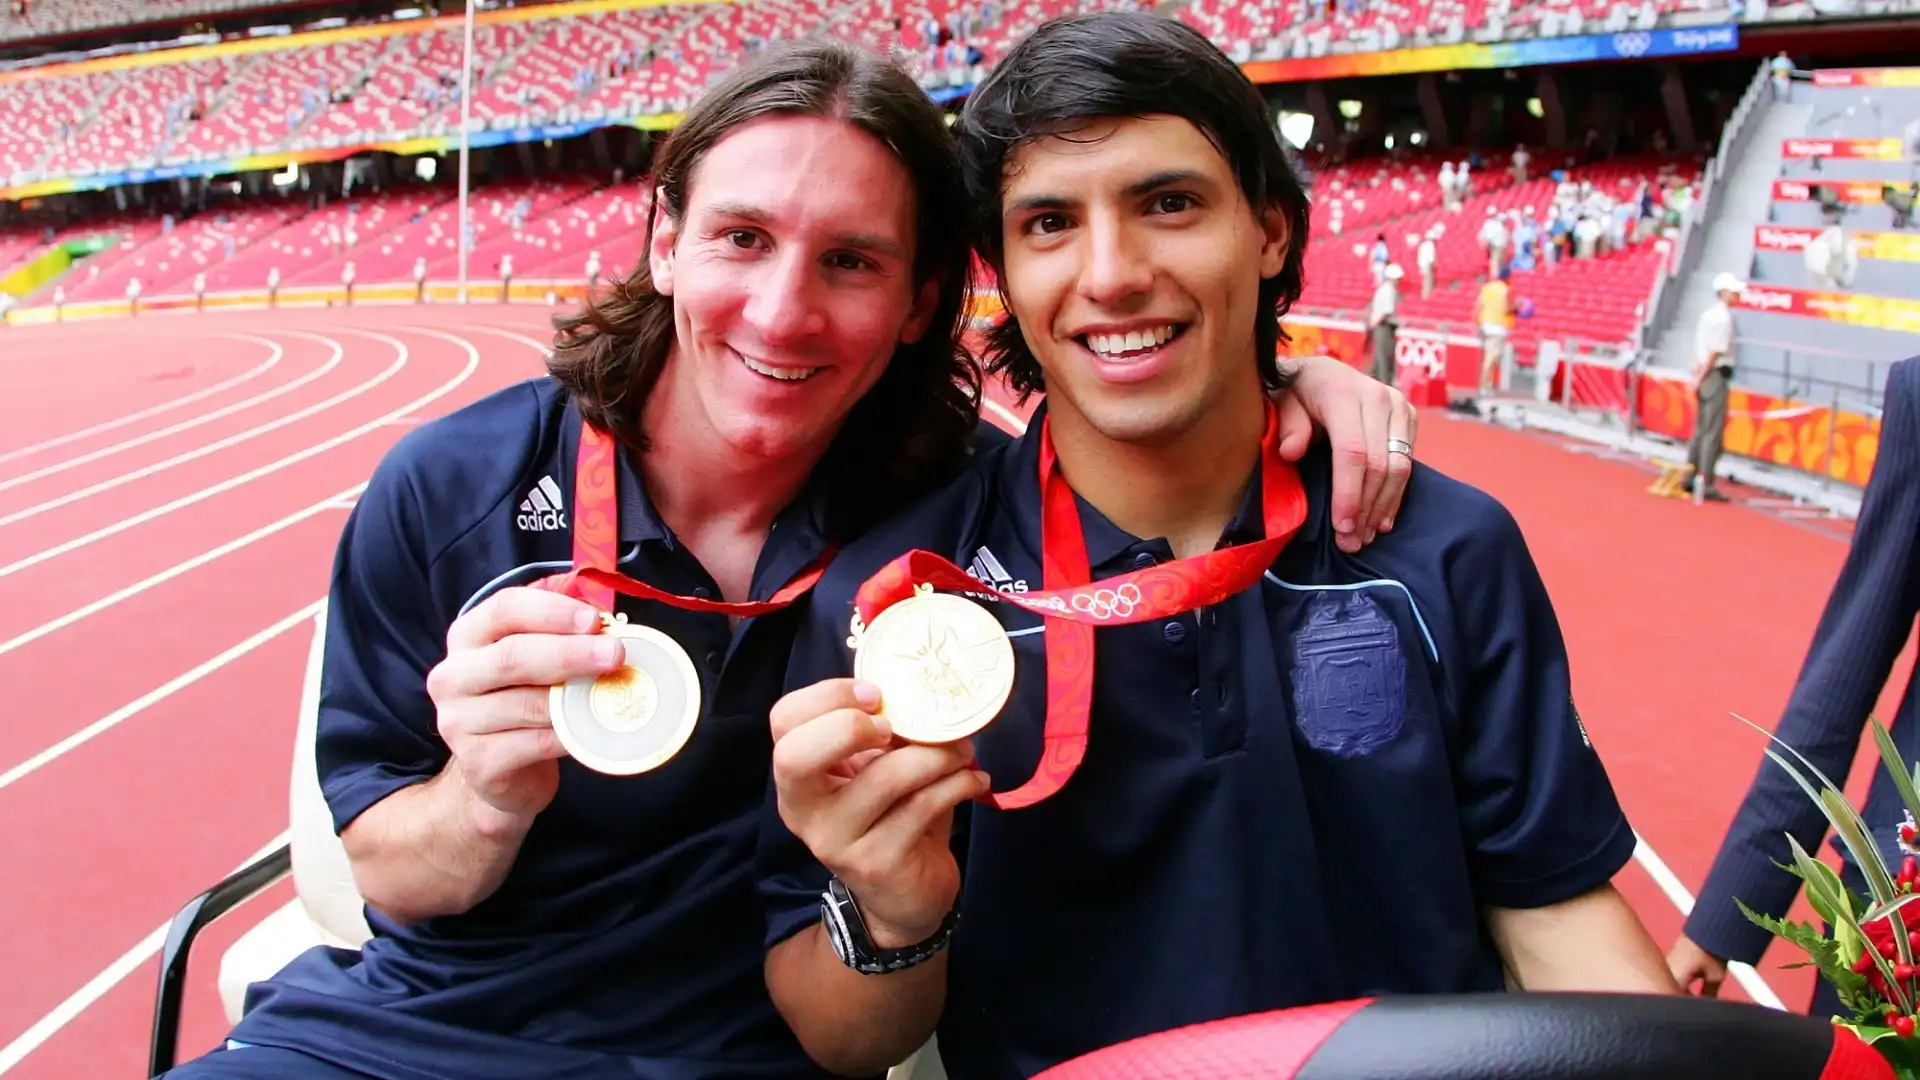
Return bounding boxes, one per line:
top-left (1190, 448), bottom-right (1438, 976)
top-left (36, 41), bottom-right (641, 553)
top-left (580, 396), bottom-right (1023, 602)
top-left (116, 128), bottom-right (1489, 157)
top-left (0, 328), bottom-right (478, 581)
top-left (0, 336), bottom-right (284, 468)
top-left (1633, 835), bottom-right (1787, 1009)
top-left (0, 483), bottom-right (365, 661)
top-left (0, 335), bottom-right (341, 494)
top-left (0, 600), bottom-right (324, 795)
top-left (0, 332), bottom-right (381, 527)
top-left (0, 829), bottom-right (293, 1075)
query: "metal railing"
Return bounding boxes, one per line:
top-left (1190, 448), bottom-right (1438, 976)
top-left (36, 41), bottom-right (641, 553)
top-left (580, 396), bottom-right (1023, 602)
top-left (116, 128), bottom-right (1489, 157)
top-left (1643, 59), bottom-right (1777, 343)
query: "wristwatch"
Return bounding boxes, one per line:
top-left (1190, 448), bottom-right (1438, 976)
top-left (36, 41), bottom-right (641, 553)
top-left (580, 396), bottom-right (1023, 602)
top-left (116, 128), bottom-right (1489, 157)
top-left (820, 877), bottom-right (960, 975)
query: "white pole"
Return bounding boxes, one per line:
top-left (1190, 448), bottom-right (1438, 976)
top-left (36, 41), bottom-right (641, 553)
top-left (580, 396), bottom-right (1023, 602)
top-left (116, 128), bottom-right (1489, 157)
top-left (456, 0), bottom-right (476, 303)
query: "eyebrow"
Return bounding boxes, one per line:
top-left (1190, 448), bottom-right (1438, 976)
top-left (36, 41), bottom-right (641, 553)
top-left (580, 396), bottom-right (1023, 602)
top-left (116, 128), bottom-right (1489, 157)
top-left (705, 202), bottom-right (908, 260)
top-left (1004, 169), bottom-right (1218, 217)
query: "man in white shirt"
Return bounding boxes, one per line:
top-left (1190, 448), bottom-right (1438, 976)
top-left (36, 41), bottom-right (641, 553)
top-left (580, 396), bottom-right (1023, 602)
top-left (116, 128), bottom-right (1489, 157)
top-left (1417, 228), bottom-right (1438, 297)
top-left (1370, 263), bottom-right (1403, 384)
top-left (1479, 208), bottom-right (1509, 278)
top-left (1688, 272), bottom-right (1741, 503)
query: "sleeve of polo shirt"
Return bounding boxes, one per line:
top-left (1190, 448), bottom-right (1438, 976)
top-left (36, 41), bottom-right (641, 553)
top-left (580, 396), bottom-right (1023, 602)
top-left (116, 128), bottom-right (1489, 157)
top-left (313, 448), bottom-right (453, 834)
top-left (757, 585), bottom-right (860, 949)
top-left (1448, 494), bottom-right (1636, 910)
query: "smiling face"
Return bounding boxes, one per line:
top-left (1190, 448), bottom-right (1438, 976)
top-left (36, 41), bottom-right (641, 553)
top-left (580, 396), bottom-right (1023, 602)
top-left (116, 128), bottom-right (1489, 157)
top-left (647, 113), bottom-right (939, 465)
top-left (996, 114), bottom-right (1290, 449)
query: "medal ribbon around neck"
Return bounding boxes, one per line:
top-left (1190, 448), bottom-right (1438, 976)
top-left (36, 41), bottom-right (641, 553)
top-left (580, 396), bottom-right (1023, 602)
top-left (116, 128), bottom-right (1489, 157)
top-left (536, 418), bottom-right (833, 614)
top-left (852, 399), bottom-right (1308, 810)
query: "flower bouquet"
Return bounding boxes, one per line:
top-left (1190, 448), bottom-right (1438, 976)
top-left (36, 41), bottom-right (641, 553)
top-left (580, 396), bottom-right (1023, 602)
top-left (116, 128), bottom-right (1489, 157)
top-left (1739, 716), bottom-right (1920, 1077)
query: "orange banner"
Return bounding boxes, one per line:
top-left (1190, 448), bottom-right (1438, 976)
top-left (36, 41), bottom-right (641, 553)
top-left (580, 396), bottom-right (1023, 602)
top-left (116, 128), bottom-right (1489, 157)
top-left (1733, 283), bottom-right (1920, 333)
top-left (1635, 375), bottom-right (1881, 486)
top-left (1771, 179), bottom-right (1890, 203)
top-left (1754, 225), bottom-right (1920, 262)
top-left (1812, 67), bottom-right (1920, 88)
top-left (1780, 137), bottom-right (1905, 160)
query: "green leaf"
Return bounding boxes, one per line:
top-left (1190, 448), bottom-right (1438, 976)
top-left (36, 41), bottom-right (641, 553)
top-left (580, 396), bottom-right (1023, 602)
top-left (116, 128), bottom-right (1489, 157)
top-left (1737, 898), bottom-right (1876, 1014)
top-left (1862, 893), bottom-right (1920, 925)
top-left (1871, 717), bottom-right (1920, 829)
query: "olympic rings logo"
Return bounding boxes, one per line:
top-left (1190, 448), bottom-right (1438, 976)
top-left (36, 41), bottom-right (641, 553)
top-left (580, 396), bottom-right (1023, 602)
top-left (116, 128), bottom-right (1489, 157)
top-left (1396, 336), bottom-right (1447, 379)
top-left (1071, 583), bottom-right (1141, 620)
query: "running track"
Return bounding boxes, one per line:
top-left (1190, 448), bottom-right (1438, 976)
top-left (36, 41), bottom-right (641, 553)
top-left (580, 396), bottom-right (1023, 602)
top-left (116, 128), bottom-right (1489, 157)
top-left (0, 303), bottom-right (1905, 1078)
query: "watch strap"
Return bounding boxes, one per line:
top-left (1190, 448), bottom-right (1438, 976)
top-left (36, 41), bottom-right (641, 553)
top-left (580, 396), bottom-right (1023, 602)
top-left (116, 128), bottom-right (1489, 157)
top-left (821, 877), bottom-right (959, 975)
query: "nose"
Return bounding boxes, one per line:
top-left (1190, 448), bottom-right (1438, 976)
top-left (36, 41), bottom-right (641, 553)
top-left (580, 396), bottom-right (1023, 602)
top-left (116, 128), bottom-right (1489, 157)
top-left (1077, 212), bottom-right (1155, 309)
top-left (742, 249), bottom-right (827, 346)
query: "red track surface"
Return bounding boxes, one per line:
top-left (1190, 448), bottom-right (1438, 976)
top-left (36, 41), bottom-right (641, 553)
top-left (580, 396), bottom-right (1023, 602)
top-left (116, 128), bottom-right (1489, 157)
top-left (0, 304), bottom-right (1900, 1078)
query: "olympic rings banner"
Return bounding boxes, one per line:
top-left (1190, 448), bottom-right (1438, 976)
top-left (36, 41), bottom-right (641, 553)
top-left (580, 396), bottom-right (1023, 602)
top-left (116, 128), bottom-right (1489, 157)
top-left (1634, 372), bottom-right (1881, 486)
top-left (1771, 179), bottom-right (1890, 204)
top-left (1755, 225), bottom-right (1920, 263)
top-left (1811, 67), bottom-right (1920, 88)
top-left (1780, 137), bottom-right (1906, 160)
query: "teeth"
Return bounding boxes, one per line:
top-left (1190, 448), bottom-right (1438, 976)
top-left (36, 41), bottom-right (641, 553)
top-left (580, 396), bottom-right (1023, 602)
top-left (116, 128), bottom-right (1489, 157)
top-left (1086, 326), bottom-right (1176, 358)
top-left (741, 354), bottom-right (817, 382)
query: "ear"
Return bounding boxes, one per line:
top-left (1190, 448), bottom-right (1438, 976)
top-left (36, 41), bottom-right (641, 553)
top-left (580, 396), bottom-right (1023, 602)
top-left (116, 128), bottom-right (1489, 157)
top-left (897, 274), bottom-right (944, 346)
top-left (1257, 204), bottom-right (1292, 280)
top-left (647, 204), bottom-right (679, 297)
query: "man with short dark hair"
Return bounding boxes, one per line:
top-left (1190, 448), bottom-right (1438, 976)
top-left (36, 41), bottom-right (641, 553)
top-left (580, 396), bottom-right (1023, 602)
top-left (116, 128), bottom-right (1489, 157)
top-left (759, 14), bottom-right (1676, 1080)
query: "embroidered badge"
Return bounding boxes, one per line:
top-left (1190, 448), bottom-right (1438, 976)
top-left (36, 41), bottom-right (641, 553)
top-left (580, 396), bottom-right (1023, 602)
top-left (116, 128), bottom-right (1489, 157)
top-left (1289, 590), bottom-right (1406, 757)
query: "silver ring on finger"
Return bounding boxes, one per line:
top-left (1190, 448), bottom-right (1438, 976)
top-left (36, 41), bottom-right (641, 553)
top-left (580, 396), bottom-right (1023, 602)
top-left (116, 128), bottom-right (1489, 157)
top-left (1387, 437), bottom-right (1414, 457)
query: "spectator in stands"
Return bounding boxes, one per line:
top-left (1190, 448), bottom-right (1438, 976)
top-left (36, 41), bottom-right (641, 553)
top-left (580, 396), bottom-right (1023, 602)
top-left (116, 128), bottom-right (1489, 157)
top-left (1439, 160), bottom-right (1457, 209)
top-left (340, 260), bottom-right (355, 306)
top-left (1805, 224), bottom-right (1856, 291)
top-left (1370, 263), bottom-right (1403, 384)
top-left (413, 256), bottom-right (427, 304)
top-left (1416, 226), bottom-right (1438, 298)
top-left (1686, 272), bottom-right (1741, 503)
top-left (1770, 52), bottom-right (1794, 101)
top-left (267, 265), bottom-right (280, 308)
top-left (1669, 354), bottom-right (1920, 1011)
top-left (1479, 206), bottom-right (1509, 278)
top-left (1369, 231), bottom-right (1389, 284)
top-left (1887, 182), bottom-right (1916, 230)
top-left (585, 249), bottom-right (601, 291)
top-left (757, 16), bottom-right (1676, 1080)
top-left (1477, 265), bottom-right (1515, 392)
top-left (154, 37), bottom-right (1415, 1080)
top-left (498, 254), bottom-right (514, 304)
top-left (1511, 143), bottom-right (1530, 184)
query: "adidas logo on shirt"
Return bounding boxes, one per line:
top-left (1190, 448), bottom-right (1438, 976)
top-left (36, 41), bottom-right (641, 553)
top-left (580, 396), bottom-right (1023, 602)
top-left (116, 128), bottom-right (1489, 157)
top-left (966, 546), bottom-right (1028, 594)
top-left (516, 475), bottom-right (568, 532)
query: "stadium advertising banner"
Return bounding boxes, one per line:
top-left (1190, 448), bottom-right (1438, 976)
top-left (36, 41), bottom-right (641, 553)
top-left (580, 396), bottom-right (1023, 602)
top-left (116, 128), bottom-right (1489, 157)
top-left (1733, 282), bottom-right (1920, 334)
top-left (1633, 375), bottom-right (1880, 486)
top-left (0, 116), bottom-right (681, 202)
top-left (1239, 25), bottom-right (1737, 83)
top-left (1754, 225), bottom-right (1920, 262)
top-left (1779, 137), bottom-right (1906, 160)
top-left (1770, 179), bottom-right (1887, 203)
top-left (1812, 67), bottom-right (1920, 88)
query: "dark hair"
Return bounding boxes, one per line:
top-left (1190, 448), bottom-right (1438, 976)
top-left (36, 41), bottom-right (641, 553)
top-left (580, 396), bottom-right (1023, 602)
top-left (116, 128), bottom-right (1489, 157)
top-left (547, 39), bottom-right (980, 533)
top-left (954, 11), bottom-right (1311, 401)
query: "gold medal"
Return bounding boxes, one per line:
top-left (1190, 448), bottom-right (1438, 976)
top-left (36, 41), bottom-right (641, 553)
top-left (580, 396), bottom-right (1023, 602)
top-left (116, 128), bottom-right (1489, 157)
top-left (549, 612), bottom-right (701, 775)
top-left (850, 585), bottom-right (1016, 745)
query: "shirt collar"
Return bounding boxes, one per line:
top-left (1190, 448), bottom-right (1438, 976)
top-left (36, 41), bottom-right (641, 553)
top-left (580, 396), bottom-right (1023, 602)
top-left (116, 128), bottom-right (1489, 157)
top-left (997, 400), bottom-right (1292, 575)
top-left (558, 395), bottom-right (835, 597)
top-left (560, 400), bottom-right (665, 545)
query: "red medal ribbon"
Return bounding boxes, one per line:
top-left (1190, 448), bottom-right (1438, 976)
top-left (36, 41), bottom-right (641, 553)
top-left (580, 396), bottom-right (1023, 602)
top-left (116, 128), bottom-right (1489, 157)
top-left (853, 400), bottom-right (1307, 809)
top-left (537, 418), bottom-right (832, 615)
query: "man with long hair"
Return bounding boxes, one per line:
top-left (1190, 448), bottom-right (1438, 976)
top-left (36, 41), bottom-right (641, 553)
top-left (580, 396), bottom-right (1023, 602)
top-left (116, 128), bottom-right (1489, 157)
top-left (760, 14), bottom-right (1677, 1080)
top-left (158, 36), bottom-right (1412, 1080)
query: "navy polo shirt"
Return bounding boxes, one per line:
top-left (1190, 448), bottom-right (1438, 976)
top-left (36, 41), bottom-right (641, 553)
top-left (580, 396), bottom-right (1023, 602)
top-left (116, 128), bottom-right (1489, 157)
top-left (227, 376), bottom-right (846, 1080)
top-left (759, 405), bottom-right (1637, 1080)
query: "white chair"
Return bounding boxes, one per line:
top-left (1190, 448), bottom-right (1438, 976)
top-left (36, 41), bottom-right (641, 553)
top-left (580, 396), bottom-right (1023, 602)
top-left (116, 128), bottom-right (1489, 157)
top-left (148, 602), bottom-right (944, 1079)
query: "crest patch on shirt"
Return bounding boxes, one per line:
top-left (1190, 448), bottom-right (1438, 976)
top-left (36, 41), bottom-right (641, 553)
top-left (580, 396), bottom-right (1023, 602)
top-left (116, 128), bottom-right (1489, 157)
top-left (1289, 590), bottom-right (1406, 757)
